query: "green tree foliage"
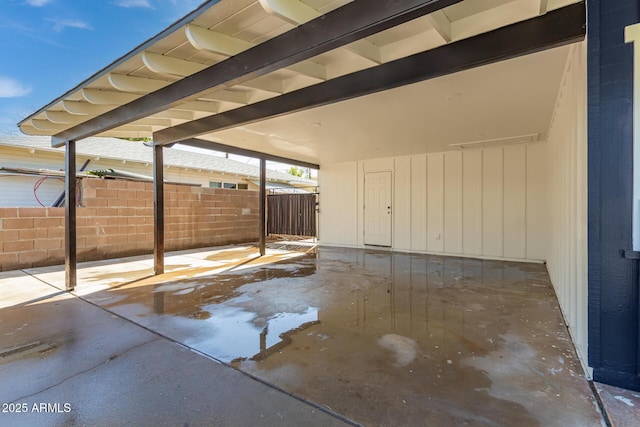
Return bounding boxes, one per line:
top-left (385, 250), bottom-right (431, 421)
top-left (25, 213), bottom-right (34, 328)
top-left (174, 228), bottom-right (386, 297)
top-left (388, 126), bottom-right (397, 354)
top-left (288, 166), bottom-right (304, 177)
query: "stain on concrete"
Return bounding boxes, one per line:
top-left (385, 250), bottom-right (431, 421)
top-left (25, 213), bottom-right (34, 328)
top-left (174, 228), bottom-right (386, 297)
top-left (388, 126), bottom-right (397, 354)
top-left (0, 340), bottom-right (58, 364)
top-left (377, 334), bottom-right (419, 367)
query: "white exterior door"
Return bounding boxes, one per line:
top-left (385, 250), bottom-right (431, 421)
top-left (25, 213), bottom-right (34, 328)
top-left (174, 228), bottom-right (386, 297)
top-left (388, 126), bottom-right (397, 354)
top-left (364, 172), bottom-right (392, 246)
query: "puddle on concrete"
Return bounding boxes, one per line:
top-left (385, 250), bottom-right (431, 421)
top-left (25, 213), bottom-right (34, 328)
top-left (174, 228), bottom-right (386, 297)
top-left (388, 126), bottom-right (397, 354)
top-left (90, 248), bottom-right (601, 426)
top-left (102, 256), bottom-right (318, 316)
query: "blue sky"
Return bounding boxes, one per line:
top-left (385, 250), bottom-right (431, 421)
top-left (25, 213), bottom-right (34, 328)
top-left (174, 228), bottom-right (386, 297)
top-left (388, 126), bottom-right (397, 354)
top-left (0, 0), bottom-right (204, 135)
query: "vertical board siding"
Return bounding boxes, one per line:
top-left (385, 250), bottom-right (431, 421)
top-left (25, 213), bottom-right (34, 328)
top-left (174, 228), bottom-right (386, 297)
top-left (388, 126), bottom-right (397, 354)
top-left (503, 145), bottom-right (527, 259)
top-left (357, 161), bottom-right (365, 247)
top-left (575, 44), bottom-right (588, 371)
top-left (482, 148), bottom-right (504, 257)
top-left (363, 158), bottom-right (394, 172)
top-left (394, 157), bottom-right (412, 250)
top-left (410, 156), bottom-right (427, 251)
top-left (545, 43), bottom-right (588, 369)
top-left (427, 154), bottom-right (444, 253)
top-left (462, 150), bottom-right (483, 255)
top-left (318, 162), bottom-right (359, 246)
top-left (526, 143), bottom-right (547, 259)
top-left (444, 151), bottom-right (463, 254)
top-left (321, 143), bottom-right (546, 262)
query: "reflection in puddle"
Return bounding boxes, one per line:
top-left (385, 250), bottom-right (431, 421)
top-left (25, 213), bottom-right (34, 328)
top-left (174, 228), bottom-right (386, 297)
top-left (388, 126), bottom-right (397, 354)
top-left (184, 305), bottom-right (319, 363)
top-left (258, 308), bottom-right (319, 357)
top-left (189, 306), bottom-right (262, 362)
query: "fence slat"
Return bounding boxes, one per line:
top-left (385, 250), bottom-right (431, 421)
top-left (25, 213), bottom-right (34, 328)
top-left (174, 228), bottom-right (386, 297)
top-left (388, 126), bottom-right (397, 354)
top-left (267, 193), bottom-right (317, 237)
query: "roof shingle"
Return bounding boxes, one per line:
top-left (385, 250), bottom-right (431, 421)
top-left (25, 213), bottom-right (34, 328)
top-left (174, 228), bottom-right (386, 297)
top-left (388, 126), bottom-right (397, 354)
top-left (0, 135), bottom-right (316, 184)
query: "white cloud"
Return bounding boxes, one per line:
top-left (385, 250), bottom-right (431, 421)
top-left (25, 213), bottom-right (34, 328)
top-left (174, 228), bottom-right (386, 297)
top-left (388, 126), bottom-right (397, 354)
top-left (46, 18), bottom-right (93, 32)
top-left (114, 0), bottom-right (153, 8)
top-left (25, 0), bottom-right (53, 6)
top-left (0, 76), bottom-right (31, 98)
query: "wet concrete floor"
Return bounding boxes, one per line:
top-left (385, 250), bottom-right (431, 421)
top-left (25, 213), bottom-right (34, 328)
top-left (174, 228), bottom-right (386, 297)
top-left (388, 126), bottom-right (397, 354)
top-left (0, 255), bottom-right (348, 427)
top-left (2, 246), bottom-right (607, 426)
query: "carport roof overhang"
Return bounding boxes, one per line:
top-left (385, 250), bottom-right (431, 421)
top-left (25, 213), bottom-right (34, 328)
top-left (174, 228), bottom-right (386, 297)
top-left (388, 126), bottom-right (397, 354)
top-left (18, 0), bottom-right (586, 167)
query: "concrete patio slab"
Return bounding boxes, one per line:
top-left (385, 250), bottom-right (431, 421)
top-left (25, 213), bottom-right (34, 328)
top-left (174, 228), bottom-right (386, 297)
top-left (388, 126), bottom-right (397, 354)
top-left (0, 269), bottom-right (350, 426)
top-left (3, 245), bottom-right (612, 426)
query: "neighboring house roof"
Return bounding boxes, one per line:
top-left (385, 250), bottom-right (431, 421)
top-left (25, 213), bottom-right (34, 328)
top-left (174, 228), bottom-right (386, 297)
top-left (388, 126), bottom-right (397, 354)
top-left (0, 135), bottom-right (316, 185)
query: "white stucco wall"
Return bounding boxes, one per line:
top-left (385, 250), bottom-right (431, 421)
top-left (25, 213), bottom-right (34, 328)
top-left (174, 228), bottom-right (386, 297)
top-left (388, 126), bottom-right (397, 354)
top-left (545, 42), bottom-right (588, 371)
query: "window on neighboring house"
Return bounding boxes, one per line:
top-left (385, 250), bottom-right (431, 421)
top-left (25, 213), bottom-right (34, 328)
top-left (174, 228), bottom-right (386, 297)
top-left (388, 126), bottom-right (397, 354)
top-left (209, 181), bottom-right (247, 190)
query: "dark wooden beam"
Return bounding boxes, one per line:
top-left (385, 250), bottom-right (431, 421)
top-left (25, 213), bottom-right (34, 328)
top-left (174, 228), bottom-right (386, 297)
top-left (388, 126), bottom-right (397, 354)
top-left (259, 158), bottom-right (266, 256)
top-left (153, 145), bottom-right (165, 275)
top-left (154, 2), bottom-right (586, 145)
top-left (51, 0), bottom-right (462, 146)
top-left (64, 140), bottom-right (77, 291)
top-left (176, 138), bottom-right (319, 170)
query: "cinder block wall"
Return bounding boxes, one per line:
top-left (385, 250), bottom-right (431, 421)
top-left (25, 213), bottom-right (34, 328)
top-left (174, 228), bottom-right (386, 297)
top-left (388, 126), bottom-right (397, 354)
top-left (0, 178), bottom-right (259, 272)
